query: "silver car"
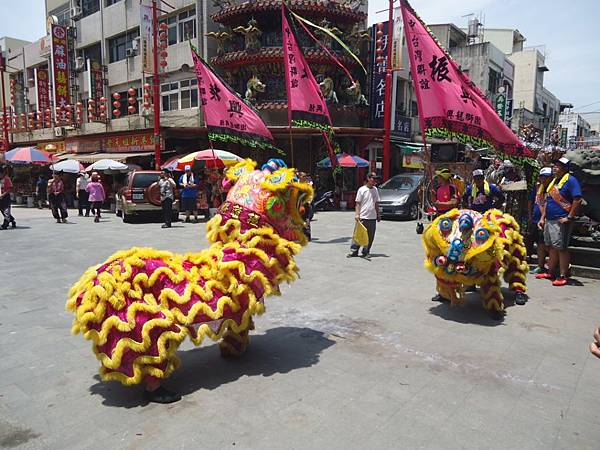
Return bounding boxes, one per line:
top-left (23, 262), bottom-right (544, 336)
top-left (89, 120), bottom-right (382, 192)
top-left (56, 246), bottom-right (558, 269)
top-left (378, 173), bottom-right (423, 220)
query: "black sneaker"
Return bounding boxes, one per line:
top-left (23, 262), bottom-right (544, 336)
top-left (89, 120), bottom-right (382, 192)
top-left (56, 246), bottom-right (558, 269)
top-left (431, 294), bottom-right (450, 303)
top-left (161, 224), bottom-right (171, 228)
top-left (515, 292), bottom-right (527, 305)
top-left (361, 253), bottom-right (371, 260)
top-left (346, 252), bottom-right (359, 258)
top-left (489, 309), bottom-right (505, 321)
top-left (143, 386), bottom-right (181, 404)
top-left (10, 220), bottom-right (16, 229)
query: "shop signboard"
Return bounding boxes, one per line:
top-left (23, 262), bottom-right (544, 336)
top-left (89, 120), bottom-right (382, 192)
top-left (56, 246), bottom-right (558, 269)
top-left (50, 24), bottom-right (71, 118)
top-left (35, 67), bottom-right (51, 127)
top-left (369, 21), bottom-right (389, 129)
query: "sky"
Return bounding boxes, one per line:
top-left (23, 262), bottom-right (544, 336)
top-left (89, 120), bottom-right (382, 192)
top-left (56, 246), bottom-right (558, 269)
top-left (1, 0), bottom-right (598, 122)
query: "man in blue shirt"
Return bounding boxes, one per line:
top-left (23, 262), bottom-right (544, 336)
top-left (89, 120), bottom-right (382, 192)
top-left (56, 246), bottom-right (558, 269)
top-left (537, 157), bottom-right (582, 286)
top-left (179, 165), bottom-right (199, 223)
top-left (463, 169), bottom-right (505, 213)
top-left (527, 167), bottom-right (553, 274)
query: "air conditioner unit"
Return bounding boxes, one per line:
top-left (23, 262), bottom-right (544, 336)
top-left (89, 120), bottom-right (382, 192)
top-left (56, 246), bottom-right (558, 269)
top-left (126, 48), bottom-right (136, 58)
top-left (71, 6), bottom-right (82, 20)
top-left (54, 127), bottom-right (64, 137)
top-left (75, 57), bottom-right (85, 71)
top-left (131, 38), bottom-right (140, 52)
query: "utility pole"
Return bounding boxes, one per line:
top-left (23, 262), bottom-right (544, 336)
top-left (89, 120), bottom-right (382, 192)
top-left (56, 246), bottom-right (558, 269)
top-left (152, 0), bottom-right (161, 169)
top-left (382, 0), bottom-right (394, 181)
top-left (0, 50), bottom-right (8, 151)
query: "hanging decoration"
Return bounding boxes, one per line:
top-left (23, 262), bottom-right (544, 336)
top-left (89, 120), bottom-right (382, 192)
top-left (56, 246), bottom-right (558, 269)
top-left (112, 92), bottom-right (122, 118)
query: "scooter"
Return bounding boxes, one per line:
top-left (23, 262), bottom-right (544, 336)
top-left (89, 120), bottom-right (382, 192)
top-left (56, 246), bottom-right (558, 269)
top-left (314, 190), bottom-right (335, 211)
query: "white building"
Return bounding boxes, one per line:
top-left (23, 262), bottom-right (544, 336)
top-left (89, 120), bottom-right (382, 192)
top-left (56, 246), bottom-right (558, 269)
top-left (5, 0), bottom-right (217, 161)
top-left (559, 112), bottom-right (592, 149)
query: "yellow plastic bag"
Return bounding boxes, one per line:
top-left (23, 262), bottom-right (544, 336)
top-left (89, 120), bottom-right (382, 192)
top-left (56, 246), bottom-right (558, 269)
top-left (353, 220), bottom-right (369, 247)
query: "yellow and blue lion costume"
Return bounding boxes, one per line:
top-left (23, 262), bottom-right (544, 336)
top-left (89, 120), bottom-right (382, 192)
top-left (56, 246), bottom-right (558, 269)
top-left (423, 208), bottom-right (528, 317)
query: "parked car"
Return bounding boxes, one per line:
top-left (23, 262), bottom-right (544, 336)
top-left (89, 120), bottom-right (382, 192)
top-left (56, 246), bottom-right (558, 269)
top-left (116, 171), bottom-right (180, 223)
top-left (378, 173), bottom-right (423, 220)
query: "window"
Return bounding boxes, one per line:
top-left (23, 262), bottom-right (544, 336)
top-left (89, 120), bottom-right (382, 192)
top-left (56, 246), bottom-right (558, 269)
top-left (161, 79), bottom-right (198, 111)
top-left (79, 42), bottom-right (102, 64)
top-left (49, 4), bottom-right (70, 26)
top-left (159, 7), bottom-right (196, 46)
top-left (80, 0), bottom-right (100, 17)
top-left (108, 28), bottom-right (140, 63)
top-left (106, 0), bottom-right (123, 6)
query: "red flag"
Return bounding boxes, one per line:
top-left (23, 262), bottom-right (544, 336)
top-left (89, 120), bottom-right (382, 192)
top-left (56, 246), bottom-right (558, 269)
top-left (191, 45), bottom-right (279, 153)
top-left (282, 5), bottom-right (338, 168)
top-left (400, 0), bottom-right (534, 164)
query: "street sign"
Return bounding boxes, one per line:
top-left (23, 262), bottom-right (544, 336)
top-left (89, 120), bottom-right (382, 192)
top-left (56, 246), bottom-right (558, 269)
top-left (494, 93), bottom-right (507, 121)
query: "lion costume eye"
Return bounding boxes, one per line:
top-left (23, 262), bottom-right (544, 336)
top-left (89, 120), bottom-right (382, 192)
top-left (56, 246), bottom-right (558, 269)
top-left (439, 218), bottom-right (453, 232)
top-left (475, 228), bottom-right (490, 242)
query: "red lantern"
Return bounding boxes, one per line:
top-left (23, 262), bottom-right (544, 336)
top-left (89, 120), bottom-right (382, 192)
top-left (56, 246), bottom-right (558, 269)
top-left (112, 92), bottom-right (121, 100)
top-left (160, 60), bottom-right (168, 68)
top-left (99, 96), bottom-right (107, 103)
top-left (143, 102), bottom-right (151, 109)
top-left (159, 22), bottom-right (168, 30)
top-left (99, 112), bottom-right (107, 120)
top-left (160, 50), bottom-right (168, 58)
top-left (159, 31), bottom-right (168, 41)
top-left (127, 88), bottom-right (136, 96)
top-left (144, 83), bottom-right (151, 90)
top-left (113, 109), bottom-right (121, 118)
top-left (128, 105), bottom-right (136, 114)
top-left (99, 104), bottom-right (107, 112)
top-left (160, 42), bottom-right (168, 50)
top-left (112, 101), bottom-right (120, 109)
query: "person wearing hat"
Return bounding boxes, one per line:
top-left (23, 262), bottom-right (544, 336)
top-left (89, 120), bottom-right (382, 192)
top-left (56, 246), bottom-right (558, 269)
top-left (433, 168), bottom-right (459, 215)
top-left (463, 169), bottom-right (505, 214)
top-left (179, 165), bottom-right (199, 223)
top-left (347, 172), bottom-right (381, 259)
top-left (76, 171), bottom-right (90, 217)
top-left (527, 167), bottom-right (553, 275)
top-left (159, 169), bottom-right (177, 229)
top-left (536, 157), bottom-right (582, 286)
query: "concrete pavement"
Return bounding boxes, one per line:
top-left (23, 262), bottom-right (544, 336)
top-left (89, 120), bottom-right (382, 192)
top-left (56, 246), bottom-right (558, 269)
top-left (1, 207), bottom-right (600, 449)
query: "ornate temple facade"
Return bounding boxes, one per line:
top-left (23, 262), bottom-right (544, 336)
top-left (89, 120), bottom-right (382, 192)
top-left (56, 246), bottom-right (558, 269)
top-left (209, 0), bottom-right (381, 174)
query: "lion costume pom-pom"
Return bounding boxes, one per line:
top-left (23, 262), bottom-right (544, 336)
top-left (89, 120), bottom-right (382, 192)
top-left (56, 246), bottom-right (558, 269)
top-left (422, 209), bottom-right (528, 316)
top-left (66, 159), bottom-right (313, 385)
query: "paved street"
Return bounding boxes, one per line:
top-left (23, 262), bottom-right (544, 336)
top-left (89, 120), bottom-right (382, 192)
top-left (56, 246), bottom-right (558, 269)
top-left (2, 207), bottom-right (600, 449)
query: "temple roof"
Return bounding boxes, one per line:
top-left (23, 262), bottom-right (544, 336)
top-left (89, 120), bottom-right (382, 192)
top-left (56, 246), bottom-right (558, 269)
top-left (211, 48), bottom-right (360, 70)
top-left (212, 1), bottom-right (366, 25)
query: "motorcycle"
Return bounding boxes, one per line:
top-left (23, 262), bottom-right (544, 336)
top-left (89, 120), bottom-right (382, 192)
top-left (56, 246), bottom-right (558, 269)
top-left (313, 190), bottom-right (335, 212)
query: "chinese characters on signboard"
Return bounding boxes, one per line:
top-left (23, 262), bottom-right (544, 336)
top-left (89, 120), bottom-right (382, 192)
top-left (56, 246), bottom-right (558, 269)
top-left (50, 24), bottom-right (71, 121)
top-left (494, 92), bottom-right (506, 121)
top-left (140, 4), bottom-right (154, 73)
top-left (393, 113), bottom-right (411, 139)
top-left (106, 133), bottom-right (155, 152)
top-left (87, 59), bottom-right (105, 118)
top-left (35, 67), bottom-right (51, 127)
top-left (369, 21), bottom-right (389, 129)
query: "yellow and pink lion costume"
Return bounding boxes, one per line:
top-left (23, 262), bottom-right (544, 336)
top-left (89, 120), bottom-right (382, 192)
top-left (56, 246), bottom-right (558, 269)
top-left (422, 208), bottom-right (528, 318)
top-left (66, 159), bottom-right (313, 387)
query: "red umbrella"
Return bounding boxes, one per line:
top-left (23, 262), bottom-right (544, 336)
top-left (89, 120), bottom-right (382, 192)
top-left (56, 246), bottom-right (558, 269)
top-left (5, 147), bottom-right (51, 164)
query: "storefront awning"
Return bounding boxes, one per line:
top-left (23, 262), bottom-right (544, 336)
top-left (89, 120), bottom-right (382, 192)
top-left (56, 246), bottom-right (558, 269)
top-left (65, 152), bottom-right (154, 163)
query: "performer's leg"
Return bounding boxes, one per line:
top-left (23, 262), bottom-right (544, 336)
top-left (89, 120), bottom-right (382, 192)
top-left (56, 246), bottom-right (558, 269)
top-left (480, 275), bottom-right (504, 319)
top-left (219, 319), bottom-right (254, 358)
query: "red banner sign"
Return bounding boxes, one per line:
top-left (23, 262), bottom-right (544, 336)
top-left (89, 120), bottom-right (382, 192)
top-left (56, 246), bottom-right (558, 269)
top-left (36, 67), bottom-right (51, 127)
top-left (400, 0), bottom-right (532, 163)
top-left (191, 45), bottom-right (278, 152)
top-left (106, 133), bottom-right (155, 152)
top-left (51, 24), bottom-right (71, 118)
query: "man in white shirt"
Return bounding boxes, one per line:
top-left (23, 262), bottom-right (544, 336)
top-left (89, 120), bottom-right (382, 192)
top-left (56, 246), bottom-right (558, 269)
top-left (347, 172), bottom-right (381, 259)
top-left (76, 172), bottom-right (90, 217)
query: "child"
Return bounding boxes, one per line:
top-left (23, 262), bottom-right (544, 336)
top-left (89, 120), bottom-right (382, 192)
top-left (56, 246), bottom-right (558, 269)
top-left (86, 174), bottom-right (106, 223)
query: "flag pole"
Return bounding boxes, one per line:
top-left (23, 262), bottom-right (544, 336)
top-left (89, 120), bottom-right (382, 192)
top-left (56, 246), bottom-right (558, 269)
top-left (382, 0), bottom-right (394, 181)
